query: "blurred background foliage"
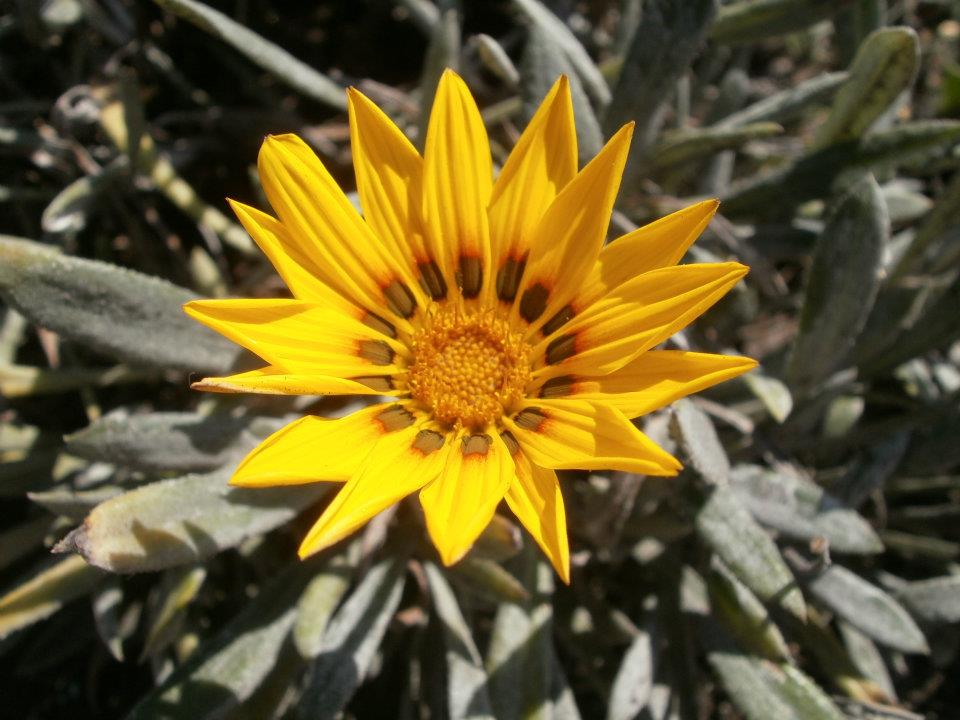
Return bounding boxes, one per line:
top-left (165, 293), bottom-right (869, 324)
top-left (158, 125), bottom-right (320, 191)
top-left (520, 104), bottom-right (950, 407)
top-left (1, 0), bottom-right (960, 718)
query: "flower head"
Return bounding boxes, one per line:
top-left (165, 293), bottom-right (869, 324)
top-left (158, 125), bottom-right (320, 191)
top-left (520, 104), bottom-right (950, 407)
top-left (184, 70), bottom-right (755, 582)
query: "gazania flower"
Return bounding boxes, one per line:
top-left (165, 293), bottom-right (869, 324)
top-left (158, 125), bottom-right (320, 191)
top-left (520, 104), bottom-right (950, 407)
top-left (185, 70), bottom-right (755, 583)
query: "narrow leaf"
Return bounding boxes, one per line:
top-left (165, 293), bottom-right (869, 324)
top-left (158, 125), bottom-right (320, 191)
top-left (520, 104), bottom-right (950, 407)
top-left (695, 484), bottom-right (806, 619)
top-left (426, 563), bottom-right (496, 720)
top-left (511, 0), bottom-right (610, 107)
top-left (786, 174), bottom-right (887, 390)
top-left (53, 468), bottom-right (326, 572)
top-left (670, 399), bottom-right (730, 486)
top-left (730, 465), bottom-right (883, 555)
top-left (718, 72), bottom-right (848, 128)
top-left (812, 27), bottom-right (920, 150)
top-left (806, 565), bottom-right (929, 654)
top-left (127, 560), bottom-right (318, 719)
top-left (65, 409), bottom-right (280, 473)
top-left (712, 0), bottom-right (842, 45)
top-left (151, 0), bottom-right (346, 109)
top-left (607, 628), bottom-right (655, 720)
top-left (0, 236), bottom-right (240, 374)
top-left (649, 122), bottom-right (783, 172)
top-left (896, 576), bottom-right (960, 625)
top-left (300, 558), bottom-right (406, 719)
top-left (0, 555), bottom-right (102, 640)
top-left (605, 0), bottom-right (717, 163)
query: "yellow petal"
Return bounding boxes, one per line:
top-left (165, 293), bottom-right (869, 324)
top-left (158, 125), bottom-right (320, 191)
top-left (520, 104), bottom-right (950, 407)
top-left (422, 69), bottom-right (493, 301)
top-left (531, 351), bottom-right (757, 418)
top-left (419, 430), bottom-right (514, 566)
top-left (488, 76), bottom-right (577, 299)
top-left (298, 419), bottom-right (449, 558)
top-left (258, 134), bottom-right (422, 323)
top-left (183, 298), bottom-right (405, 377)
top-left (347, 87), bottom-right (432, 299)
top-left (504, 399), bottom-right (681, 476)
top-left (502, 438), bottom-right (570, 584)
top-left (531, 262), bottom-right (749, 378)
top-left (575, 199), bottom-right (720, 311)
top-left (228, 199), bottom-right (364, 313)
top-left (192, 366), bottom-right (386, 396)
top-left (231, 403), bottom-right (400, 487)
top-left (512, 122), bottom-right (633, 328)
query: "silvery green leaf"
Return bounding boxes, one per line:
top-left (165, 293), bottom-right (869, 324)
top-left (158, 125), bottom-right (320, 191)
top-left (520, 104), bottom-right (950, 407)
top-left (28, 485), bottom-right (121, 520)
top-left (65, 409), bottom-right (278, 473)
top-left (300, 558), bottom-right (406, 720)
top-left (670, 399), bottom-right (730, 486)
top-left (722, 121), bottom-right (960, 217)
top-left (451, 557), bottom-right (529, 603)
top-left (775, 664), bottom-right (847, 720)
top-left (549, 645), bottom-right (583, 720)
top-left (293, 547), bottom-right (357, 659)
top-left (882, 182), bottom-right (933, 225)
top-left (837, 620), bottom-right (897, 700)
top-left (127, 560), bottom-right (318, 720)
top-left (40, 157), bottom-right (128, 235)
top-left (703, 632), bottom-right (798, 720)
top-left (812, 28), bottom-right (920, 150)
top-left (92, 577), bottom-right (140, 662)
top-left (426, 563), bottom-right (496, 720)
top-left (605, 0), bottom-right (717, 161)
top-left (486, 555), bottom-right (554, 720)
top-left (649, 122), bottom-right (783, 172)
top-left (711, 0), bottom-right (840, 45)
top-left (694, 484), bottom-right (806, 619)
top-left (806, 565), bottom-right (929, 654)
top-left (717, 72), bottom-right (848, 128)
top-left (893, 170), bottom-right (960, 277)
top-left (0, 236), bottom-right (241, 374)
top-left (475, 33), bottom-right (520, 87)
top-left (0, 363), bottom-right (156, 398)
top-left (607, 627), bottom-right (654, 720)
top-left (53, 468), bottom-right (326, 573)
top-left (396, 0), bottom-right (439, 34)
top-left (520, 21), bottom-right (602, 163)
top-left (707, 561), bottom-right (791, 662)
top-left (0, 422), bottom-right (54, 454)
top-left (0, 555), bottom-right (102, 640)
top-left (511, 0), bottom-right (610, 108)
top-left (786, 175), bottom-right (887, 390)
top-left (896, 576), bottom-right (960, 625)
top-left (860, 273), bottom-right (960, 377)
top-left (141, 566), bottom-right (207, 660)
top-left (730, 464), bottom-right (883, 555)
top-left (150, 0), bottom-right (346, 109)
top-left (741, 370), bottom-right (793, 423)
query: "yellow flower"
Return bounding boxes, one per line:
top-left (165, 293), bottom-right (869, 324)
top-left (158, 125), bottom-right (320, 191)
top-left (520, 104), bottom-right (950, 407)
top-left (184, 70), bottom-right (755, 583)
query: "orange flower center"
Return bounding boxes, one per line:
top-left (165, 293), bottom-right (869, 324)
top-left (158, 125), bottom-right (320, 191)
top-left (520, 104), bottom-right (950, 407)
top-left (407, 307), bottom-right (530, 430)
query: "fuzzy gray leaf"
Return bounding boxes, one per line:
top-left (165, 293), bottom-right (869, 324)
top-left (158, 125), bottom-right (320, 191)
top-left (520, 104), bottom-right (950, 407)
top-left (806, 565), bottom-right (929, 654)
top-left (0, 236), bottom-right (240, 374)
top-left (787, 175), bottom-right (887, 390)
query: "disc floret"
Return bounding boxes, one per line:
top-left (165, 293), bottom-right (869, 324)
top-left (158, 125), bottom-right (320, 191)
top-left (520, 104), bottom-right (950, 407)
top-left (407, 307), bottom-right (530, 430)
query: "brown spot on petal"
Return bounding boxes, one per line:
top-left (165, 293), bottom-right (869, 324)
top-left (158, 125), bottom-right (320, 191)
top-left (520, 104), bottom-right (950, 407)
top-left (496, 255), bottom-right (526, 303)
top-left (545, 334), bottom-right (577, 365)
top-left (361, 311), bottom-right (397, 339)
top-left (539, 375), bottom-right (577, 398)
top-left (358, 339), bottom-right (395, 366)
top-left (514, 407), bottom-right (547, 432)
top-left (541, 304), bottom-right (575, 336)
top-left (462, 433), bottom-right (492, 457)
top-left (376, 404), bottom-right (416, 432)
top-left (383, 280), bottom-right (416, 318)
top-left (500, 430), bottom-right (520, 456)
top-left (457, 255), bottom-right (483, 299)
top-left (353, 375), bottom-right (395, 392)
top-left (418, 260), bottom-right (448, 300)
top-left (519, 282), bottom-right (549, 323)
top-left (413, 429), bottom-right (446, 455)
